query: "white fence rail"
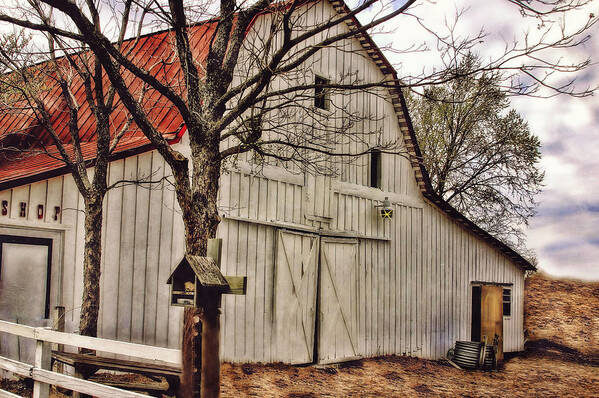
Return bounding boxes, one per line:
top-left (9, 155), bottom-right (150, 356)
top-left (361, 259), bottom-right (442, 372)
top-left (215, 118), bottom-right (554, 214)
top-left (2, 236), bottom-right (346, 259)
top-left (0, 319), bottom-right (182, 398)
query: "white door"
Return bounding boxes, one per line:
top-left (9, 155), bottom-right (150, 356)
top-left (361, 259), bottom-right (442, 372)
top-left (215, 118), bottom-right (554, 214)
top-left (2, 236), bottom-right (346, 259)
top-left (318, 238), bottom-right (359, 364)
top-left (273, 230), bottom-right (319, 364)
top-left (0, 236), bottom-right (51, 364)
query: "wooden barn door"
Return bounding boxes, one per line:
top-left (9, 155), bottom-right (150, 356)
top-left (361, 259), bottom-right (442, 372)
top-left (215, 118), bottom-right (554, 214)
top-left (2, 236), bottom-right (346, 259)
top-left (317, 238), bottom-right (359, 364)
top-left (274, 230), bottom-right (320, 364)
top-left (480, 285), bottom-right (504, 362)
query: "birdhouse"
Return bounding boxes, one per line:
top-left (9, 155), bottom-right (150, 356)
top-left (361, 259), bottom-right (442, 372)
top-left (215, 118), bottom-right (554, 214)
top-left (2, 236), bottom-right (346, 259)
top-left (166, 255), bottom-right (229, 307)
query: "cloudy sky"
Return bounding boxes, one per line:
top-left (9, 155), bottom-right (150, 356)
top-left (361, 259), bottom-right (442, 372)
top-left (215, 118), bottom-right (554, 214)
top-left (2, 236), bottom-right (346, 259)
top-left (372, 0), bottom-right (599, 280)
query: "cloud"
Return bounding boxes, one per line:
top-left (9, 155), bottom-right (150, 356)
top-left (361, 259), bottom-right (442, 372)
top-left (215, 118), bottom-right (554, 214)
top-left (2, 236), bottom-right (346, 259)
top-left (373, 1), bottom-right (599, 281)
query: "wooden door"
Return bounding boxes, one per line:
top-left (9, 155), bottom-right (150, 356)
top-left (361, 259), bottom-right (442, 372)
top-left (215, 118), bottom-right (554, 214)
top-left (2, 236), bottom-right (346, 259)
top-left (480, 285), bottom-right (504, 362)
top-left (317, 238), bottom-right (359, 364)
top-left (274, 230), bottom-right (319, 364)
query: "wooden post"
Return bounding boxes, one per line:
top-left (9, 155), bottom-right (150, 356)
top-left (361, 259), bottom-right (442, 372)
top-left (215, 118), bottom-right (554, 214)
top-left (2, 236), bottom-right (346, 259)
top-left (52, 307), bottom-right (65, 373)
top-left (201, 239), bottom-right (222, 398)
top-left (32, 331), bottom-right (51, 398)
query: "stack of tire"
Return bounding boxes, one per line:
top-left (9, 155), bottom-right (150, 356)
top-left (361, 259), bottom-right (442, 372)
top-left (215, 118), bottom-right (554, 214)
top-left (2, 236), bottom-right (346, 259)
top-left (452, 341), bottom-right (483, 369)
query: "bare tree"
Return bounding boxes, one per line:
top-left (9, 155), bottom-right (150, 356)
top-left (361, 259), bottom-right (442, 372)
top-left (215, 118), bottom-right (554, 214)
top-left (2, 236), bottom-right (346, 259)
top-left (407, 53), bottom-right (544, 254)
top-left (0, 0), bottom-right (595, 396)
top-left (0, 7), bottom-right (142, 340)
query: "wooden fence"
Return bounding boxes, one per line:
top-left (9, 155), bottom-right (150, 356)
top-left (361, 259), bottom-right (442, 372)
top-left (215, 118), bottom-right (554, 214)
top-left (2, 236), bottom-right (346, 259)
top-left (0, 320), bottom-right (181, 398)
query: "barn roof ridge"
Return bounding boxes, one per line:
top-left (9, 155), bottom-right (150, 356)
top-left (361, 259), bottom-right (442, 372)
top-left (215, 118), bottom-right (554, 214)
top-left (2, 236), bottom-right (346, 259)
top-left (0, 0), bottom-right (535, 271)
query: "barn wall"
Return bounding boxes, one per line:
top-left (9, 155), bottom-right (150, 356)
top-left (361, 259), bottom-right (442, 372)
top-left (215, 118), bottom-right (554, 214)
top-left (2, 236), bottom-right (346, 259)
top-left (0, 147), bottom-right (525, 362)
top-left (0, 0), bottom-right (525, 363)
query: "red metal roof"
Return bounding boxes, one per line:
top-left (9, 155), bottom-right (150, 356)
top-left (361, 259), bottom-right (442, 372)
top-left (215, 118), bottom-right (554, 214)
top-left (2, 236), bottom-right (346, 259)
top-left (0, 21), bottom-right (216, 185)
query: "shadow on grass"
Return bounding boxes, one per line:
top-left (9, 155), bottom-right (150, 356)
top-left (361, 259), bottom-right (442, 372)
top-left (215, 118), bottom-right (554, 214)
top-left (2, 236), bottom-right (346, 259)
top-left (520, 339), bottom-right (599, 367)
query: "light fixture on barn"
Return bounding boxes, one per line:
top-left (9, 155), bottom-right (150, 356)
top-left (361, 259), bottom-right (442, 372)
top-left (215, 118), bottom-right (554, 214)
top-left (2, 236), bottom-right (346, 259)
top-left (375, 197), bottom-right (393, 219)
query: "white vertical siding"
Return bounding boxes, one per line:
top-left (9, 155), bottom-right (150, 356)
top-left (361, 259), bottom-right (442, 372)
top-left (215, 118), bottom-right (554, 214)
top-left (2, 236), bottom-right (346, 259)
top-left (0, 156), bottom-right (525, 364)
top-left (0, 0), bottom-right (525, 364)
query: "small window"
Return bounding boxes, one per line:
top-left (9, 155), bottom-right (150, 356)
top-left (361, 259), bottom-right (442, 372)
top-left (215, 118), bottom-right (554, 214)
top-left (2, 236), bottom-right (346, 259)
top-left (503, 288), bottom-right (511, 317)
top-left (314, 75), bottom-right (330, 110)
top-left (370, 149), bottom-right (382, 188)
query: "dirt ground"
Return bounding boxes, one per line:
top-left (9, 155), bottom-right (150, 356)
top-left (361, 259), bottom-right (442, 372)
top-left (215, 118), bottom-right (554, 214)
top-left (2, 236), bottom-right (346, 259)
top-left (219, 349), bottom-right (598, 397)
top-left (2, 273), bottom-right (598, 397)
top-left (218, 273), bottom-right (599, 397)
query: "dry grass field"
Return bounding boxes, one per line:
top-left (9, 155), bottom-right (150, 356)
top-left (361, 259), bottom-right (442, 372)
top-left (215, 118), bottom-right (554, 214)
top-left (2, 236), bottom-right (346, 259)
top-left (524, 273), bottom-right (599, 357)
top-left (2, 273), bottom-right (598, 397)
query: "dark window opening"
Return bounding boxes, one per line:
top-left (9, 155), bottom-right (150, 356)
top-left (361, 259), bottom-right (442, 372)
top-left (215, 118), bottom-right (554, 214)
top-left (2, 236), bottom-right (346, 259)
top-left (370, 149), bottom-right (382, 188)
top-left (314, 75), bottom-right (330, 110)
top-left (471, 285), bottom-right (482, 342)
top-left (503, 288), bottom-right (512, 317)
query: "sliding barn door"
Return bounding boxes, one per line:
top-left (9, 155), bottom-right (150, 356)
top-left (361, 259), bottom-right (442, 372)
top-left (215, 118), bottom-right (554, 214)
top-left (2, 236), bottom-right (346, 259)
top-left (273, 230), bottom-right (319, 364)
top-left (318, 238), bottom-right (359, 364)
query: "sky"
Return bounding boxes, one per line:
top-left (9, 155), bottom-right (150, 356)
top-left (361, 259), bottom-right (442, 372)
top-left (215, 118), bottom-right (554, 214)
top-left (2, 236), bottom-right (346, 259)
top-left (371, 0), bottom-right (599, 280)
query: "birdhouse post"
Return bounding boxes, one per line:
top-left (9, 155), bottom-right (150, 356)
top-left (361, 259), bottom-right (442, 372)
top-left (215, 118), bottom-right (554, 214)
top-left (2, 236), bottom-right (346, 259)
top-left (166, 238), bottom-right (246, 398)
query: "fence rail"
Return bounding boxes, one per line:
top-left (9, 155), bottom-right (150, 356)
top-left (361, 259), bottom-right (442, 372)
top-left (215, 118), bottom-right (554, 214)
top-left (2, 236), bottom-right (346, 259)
top-left (0, 319), bottom-right (182, 398)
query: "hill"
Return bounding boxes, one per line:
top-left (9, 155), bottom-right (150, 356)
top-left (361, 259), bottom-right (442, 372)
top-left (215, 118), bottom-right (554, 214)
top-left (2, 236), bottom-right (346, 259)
top-left (525, 273), bottom-right (599, 357)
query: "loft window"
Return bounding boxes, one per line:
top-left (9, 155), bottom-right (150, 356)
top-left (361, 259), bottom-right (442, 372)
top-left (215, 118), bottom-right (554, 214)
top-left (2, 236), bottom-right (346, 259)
top-left (370, 149), bottom-right (382, 188)
top-left (314, 75), bottom-right (330, 110)
top-left (503, 288), bottom-right (512, 317)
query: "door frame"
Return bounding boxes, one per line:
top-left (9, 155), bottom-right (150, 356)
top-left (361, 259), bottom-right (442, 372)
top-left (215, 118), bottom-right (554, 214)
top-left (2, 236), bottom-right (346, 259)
top-left (0, 235), bottom-right (53, 318)
top-left (0, 225), bottom-right (64, 320)
top-left (471, 281), bottom-right (514, 341)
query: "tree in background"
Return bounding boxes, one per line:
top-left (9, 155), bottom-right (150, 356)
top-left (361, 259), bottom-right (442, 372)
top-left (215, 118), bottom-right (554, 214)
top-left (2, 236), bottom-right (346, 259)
top-left (407, 54), bottom-right (544, 254)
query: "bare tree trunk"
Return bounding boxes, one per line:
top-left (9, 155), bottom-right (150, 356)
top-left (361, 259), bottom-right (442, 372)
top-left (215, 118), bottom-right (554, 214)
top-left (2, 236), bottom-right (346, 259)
top-left (180, 142), bottom-right (222, 398)
top-left (79, 196), bottom-right (103, 339)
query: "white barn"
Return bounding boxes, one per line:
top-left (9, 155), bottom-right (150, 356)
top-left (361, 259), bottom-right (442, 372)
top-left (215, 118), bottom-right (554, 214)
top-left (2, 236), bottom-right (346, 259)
top-left (0, 0), bottom-right (534, 366)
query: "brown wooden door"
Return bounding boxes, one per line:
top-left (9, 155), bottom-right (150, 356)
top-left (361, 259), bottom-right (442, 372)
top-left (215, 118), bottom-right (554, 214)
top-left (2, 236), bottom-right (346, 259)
top-left (480, 285), bottom-right (504, 362)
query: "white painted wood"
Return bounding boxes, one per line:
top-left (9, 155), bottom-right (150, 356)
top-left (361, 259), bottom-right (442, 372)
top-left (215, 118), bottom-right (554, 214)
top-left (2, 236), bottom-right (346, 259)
top-left (0, 321), bottom-right (180, 364)
top-left (27, 182), bottom-right (47, 223)
top-left (0, 388), bottom-right (22, 398)
top-left (33, 368), bottom-right (148, 398)
top-left (116, 156), bottom-right (138, 343)
top-left (236, 161), bottom-right (304, 186)
top-left (274, 230), bottom-right (319, 364)
top-left (102, 159), bottom-right (124, 342)
top-left (0, 0), bottom-right (529, 367)
top-left (2, 352), bottom-right (147, 398)
top-left (130, 152), bottom-right (152, 344)
top-left (318, 238), bottom-right (359, 363)
top-left (32, 339), bottom-right (50, 398)
top-left (0, 355), bottom-right (31, 377)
